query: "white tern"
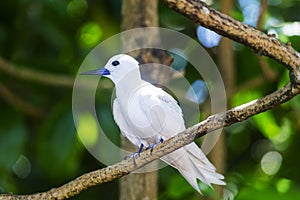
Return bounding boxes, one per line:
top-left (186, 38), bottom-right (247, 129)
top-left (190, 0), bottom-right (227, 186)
top-left (81, 54), bottom-right (225, 193)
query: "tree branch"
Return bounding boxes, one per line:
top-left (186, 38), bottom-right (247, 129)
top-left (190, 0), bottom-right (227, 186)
top-left (1, 82), bottom-right (299, 200)
top-left (0, 57), bottom-right (74, 88)
top-left (0, 82), bottom-right (43, 117)
top-left (161, 0), bottom-right (300, 87)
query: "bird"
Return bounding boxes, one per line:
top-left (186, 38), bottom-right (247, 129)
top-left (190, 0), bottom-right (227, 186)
top-left (81, 54), bottom-right (225, 193)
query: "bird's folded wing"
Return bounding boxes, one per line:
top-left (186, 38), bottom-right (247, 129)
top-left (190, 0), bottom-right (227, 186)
top-left (139, 88), bottom-right (186, 139)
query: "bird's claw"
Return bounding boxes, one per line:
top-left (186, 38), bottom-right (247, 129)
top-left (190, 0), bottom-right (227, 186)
top-left (146, 144), bottom-right (156, 155)
top-left (131, 152), bottom-right (139, 166)
top-left (124, 143), bottom-right (144, 166)
top-left (146, 137), bottom-right (164, 155)
top-left (159, 137), bottom-right (164, 143)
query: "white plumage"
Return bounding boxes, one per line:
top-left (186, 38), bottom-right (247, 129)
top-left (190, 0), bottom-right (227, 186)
top-left (82, 54), bottom-right (225, 193)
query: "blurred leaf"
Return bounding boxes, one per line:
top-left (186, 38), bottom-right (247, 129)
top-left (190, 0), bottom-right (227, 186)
top-left (276, 178), bottom-right (291, 193)
top-left (277, 70), bottom-right (289, 89)
top-left (253, 112), bottom-right (280, 140)
top-left (0, 112), bottom-right (27, 193)
top-left (77, 112), bottom-right (99, 148)
top-left (237, 187), bottom-right (280, 200)
top-left (291, 95), bottom-right (300, 111)
top-left (67, 0), bottom-right (88, 18)
top-left (231, 90), bottom-right (261, 107)
top-left (197, 180), bottom-right (216, 197)
top-left (167, 174), bottom-right (194, 199)
top-left (0, 114), bottom-right (27, 171)
top-left (79, 22), bottom-right (102, 48)
top-left (237, 182), bottom-right (300, 200)
top-left (37, 104), bottom-right (82, 180)
top-left (97, 106), bottom-right (120, 146)
top-left (228, 125), bottom-right (252, 155)
top-left (160, 6), bottom-right (191, 31)
top-left (232, 88), bottom-right (282, 148)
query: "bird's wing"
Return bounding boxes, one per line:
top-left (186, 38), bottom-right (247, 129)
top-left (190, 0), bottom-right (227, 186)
top-left (112, 99), bottom-right (141, 146)
top-left (139, 85), bottom-right (225, 191)
top-left (139, 85), bottom-right (185, 139)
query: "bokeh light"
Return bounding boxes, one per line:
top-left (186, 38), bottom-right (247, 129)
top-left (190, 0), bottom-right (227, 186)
top-left (196, 26), bottom-right (221, 48)
top-left (261, 151), bottom-right (282, 175)
top-left (276, 178), bottom-right (291, 193)
top-left (12, 155), bottom-right (31, 179)
top-left (79, 22), bottom-right (103, 48)
top-left (77, 113), bottom-right (99, 148)
top-left (185, 80), bottom-right (208, 104)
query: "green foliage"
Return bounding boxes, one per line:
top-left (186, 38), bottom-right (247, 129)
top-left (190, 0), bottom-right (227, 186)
top-left (0, 111), bottom-right (28, 192)
top-left (167, 174), bottom-right (194, 198)
top-left (37, 104), bottom-right (82, 181)
top-left (79, 22), bottom-right (103, 48)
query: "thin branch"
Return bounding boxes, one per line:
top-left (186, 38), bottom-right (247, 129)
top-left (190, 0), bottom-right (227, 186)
top-left (0, 57), bottom-right (74, 88)
top-left (1, 82), bottom-right (299, 200)
top-left (161, 0), bottom-right (300, 87)
top-left (258, 57), bottom-right (277, 81)
top-left (256, 0), bottom-right (277, 81)
top-left (257, 0), bottom-right (267, 30)
top-left (0, 57), bottom-right (113, 91)
top-left (235, 76), bottom-right (265, 92)
top-left (0, 82), bottom-right (43, 117)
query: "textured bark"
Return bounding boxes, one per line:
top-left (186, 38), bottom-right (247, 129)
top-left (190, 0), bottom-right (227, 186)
top-left (122, 0), bottom-right (158, 29)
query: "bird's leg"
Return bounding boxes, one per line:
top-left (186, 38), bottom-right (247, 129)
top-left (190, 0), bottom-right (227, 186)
top-left (128, 143), bottom-right (144, 166)
top-left (146, 137), bottom-right (164, 155)
top-left (159, 137), bottom-right (164, 143)
top-left (137, 143), bottom-right (144, 154)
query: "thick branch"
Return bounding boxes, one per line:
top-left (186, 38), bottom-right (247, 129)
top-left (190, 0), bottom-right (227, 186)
top-left (1, 83), bottom-right (299, 200)
top-left (161, 0), bottom-right (300, 87)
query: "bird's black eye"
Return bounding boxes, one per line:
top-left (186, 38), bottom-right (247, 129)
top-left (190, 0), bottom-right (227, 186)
top-left (112, 60), bottom-right (120, 66)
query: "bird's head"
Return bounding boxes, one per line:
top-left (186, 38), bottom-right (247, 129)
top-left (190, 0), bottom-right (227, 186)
top-left (81, 54), bottom-right (140, 84)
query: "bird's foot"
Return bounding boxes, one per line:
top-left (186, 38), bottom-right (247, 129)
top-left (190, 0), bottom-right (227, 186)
top-left (125, 143), bottom-right (144, 166)
top-left (159, 137), bottom-right (164, 143)
top-left (146, 137), bottom-right (164, 155)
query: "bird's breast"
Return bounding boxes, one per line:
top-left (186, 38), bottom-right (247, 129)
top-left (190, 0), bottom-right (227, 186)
top-left (126, 95), bottom-right (151, 129)
top-left (117, 93), bottom-right (162, 144)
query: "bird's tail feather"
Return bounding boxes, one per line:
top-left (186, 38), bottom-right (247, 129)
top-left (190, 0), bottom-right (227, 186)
top-left (161, 142), bottom-right (225, 193)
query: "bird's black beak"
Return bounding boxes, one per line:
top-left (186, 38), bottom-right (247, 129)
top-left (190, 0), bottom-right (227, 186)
top-left (80, 68), bottom-right (110, 76)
